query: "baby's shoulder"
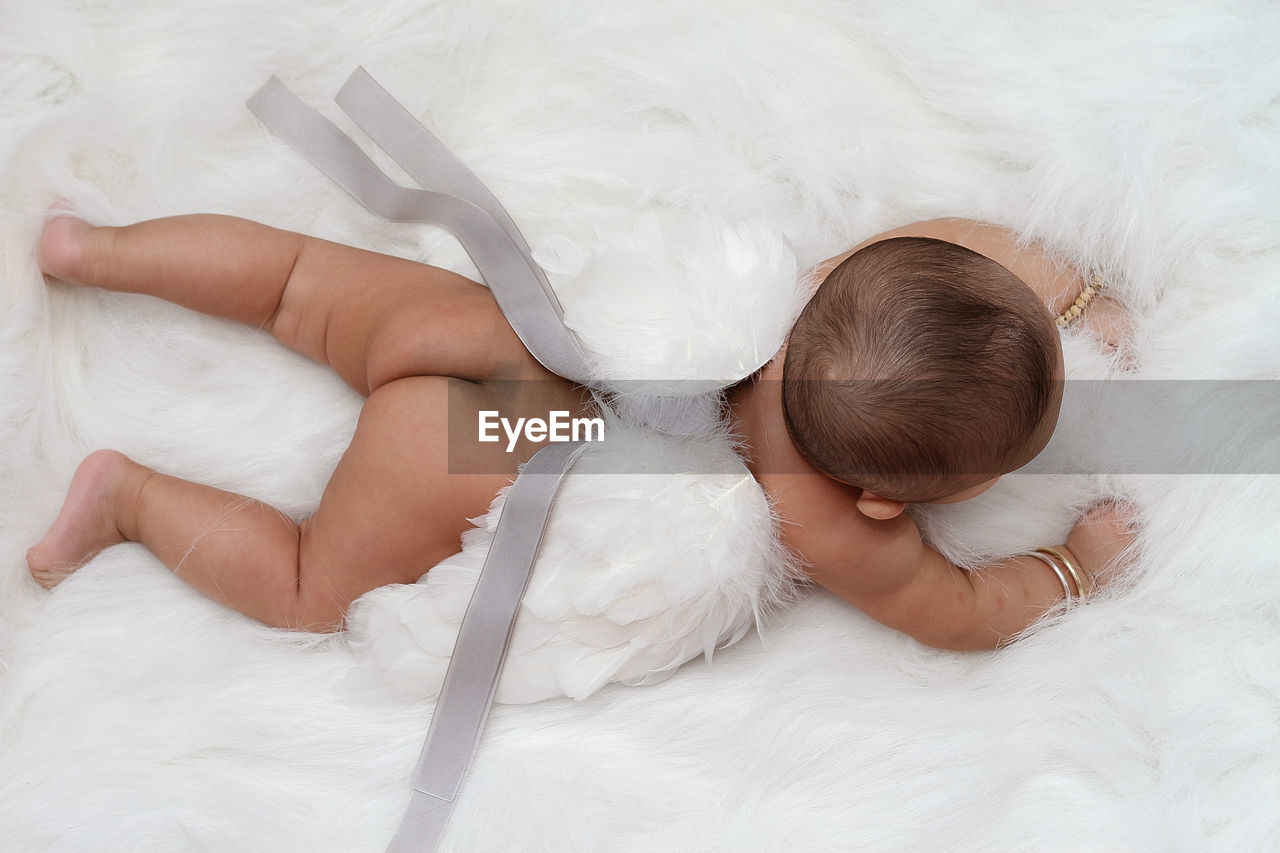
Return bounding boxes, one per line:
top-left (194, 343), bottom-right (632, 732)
top-left (762, 472), bottom-right (924, 594)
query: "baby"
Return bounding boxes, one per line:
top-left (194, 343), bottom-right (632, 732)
top-left (26, 213), bottom-right (1134, 648)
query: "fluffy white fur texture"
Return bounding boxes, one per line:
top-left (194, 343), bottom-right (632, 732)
top-left (2, 1), bottom-right (1279, 850)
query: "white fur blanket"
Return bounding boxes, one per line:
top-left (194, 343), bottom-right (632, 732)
top-left (2, 1), bottom-right (1279, 850)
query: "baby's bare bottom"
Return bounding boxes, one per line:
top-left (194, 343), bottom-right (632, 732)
top-left (28, 215), bottom-right (563, 631)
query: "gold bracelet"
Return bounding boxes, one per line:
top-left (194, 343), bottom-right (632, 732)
top-left (1061, 544), bottom-right (1097, 596)
top-left (1055, 272), bottom-right (1104, 328)
top-left (1019, 551), bottom-right (1074, 606)
top-left (1036, 545), bottom-right (1092, 597)
top-left (1053, 545), bottom-right (1096, 596)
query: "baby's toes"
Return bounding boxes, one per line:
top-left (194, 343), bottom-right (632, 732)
top-left (26, 546), bottom-right (80, 589)
top-left (37, 215), bottom-right (96, 283)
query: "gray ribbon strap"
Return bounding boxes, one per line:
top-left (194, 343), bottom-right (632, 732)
top-left (334, 68), bottom-right (543, 284)
top-left (385, 440), bottom-right (585, 853)
top-left (246, 73), bottom-right (598, 388)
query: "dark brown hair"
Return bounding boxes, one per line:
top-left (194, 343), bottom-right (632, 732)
top-left (781, 237), bottom-right (1062, 503)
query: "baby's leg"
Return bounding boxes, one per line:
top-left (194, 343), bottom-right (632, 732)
top-left (38, 214), bottom-right (540, 395)
top-left (28, 377), bottom-right (514, 631)
top-left (26, 448), bottom-right (314, 624)
top-left (38, 214), bottom-right (302, 331)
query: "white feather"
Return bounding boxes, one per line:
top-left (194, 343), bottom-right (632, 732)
top-left (343, 423), bottom-right (802, 705)
top-left (533, 207), bottom-right (804, 392)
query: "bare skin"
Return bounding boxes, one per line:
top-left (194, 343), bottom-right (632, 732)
top-left (729, 219), bottom-right (1135, 648)
top-left (27, 214), bottom-right (591, 632)
top-left (28, 214), bottom-right (1135, 646)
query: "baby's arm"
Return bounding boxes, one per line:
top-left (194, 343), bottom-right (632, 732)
top-left (814, 218), bottom-right (1130, 350)
top-left (808, 504), bottom-right (1135, 649)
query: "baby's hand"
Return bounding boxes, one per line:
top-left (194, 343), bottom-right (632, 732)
top-left (1064, 501), bottom-right (1139, 592)
top-left (1080, 293), bottom-right (1133, 360)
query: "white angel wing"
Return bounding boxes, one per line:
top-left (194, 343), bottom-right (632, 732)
top-left (343, 208), bottom-right (807, 705)
top-left (533, 207), bottom-right (804, 394)
top-left (341, 424), bottom-right (803, 706)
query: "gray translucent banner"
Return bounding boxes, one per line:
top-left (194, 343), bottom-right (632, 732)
top-left (1027, 380), bottom-right (1278, 475)
top-left (446, 380), bottom-right (1279, 476)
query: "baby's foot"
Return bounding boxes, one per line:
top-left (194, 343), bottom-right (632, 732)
top-left (37, 214), bottom-right (99, 285)
top-left (27, 450), bottom-right (143, 589)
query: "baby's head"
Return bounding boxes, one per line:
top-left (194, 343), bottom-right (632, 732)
top-left (782, 237), bottom-right (1063, 508)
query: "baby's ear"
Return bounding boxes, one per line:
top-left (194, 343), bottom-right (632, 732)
top-left (855, 492), bottom-right (907, 520)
